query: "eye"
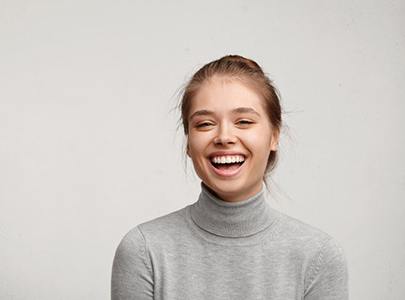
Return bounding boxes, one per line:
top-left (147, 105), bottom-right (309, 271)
top-left (196, 122), bottom-right (213, 128)
top-left (237, 120), bottom-right (253, 125)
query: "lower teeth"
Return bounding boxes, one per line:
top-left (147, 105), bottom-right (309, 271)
top-left (214, 162), bottom-right (243, 170)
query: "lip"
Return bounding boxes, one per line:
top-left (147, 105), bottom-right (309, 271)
top-left (207, 157), bottom-right (247, 178)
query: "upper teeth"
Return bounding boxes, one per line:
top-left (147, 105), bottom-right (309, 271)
top-left (211, 155), bottom-right (245, 164)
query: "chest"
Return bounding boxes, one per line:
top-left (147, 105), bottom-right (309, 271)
top-left (151, 241), bottom-right (306, 300)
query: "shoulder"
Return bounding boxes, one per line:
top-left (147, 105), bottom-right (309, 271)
top-left (113, 205), bottom-right (188, 266)
top-left (118, 205), bottom-right (190, 250)
top-left (272, 210), bottom-right (348, 293)
top-left (274, 209), bottom-right (340, 248)
top-left (138, 205), bottom-right (189, 236)
top-left (113, 225), bottom-right (149, 269)
top-left (272, 209), bottom-right (347, 268)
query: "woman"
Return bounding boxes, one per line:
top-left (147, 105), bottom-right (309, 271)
top-left (111, 55), bottom-right (349, 299)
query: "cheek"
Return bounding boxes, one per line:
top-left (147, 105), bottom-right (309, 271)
top-left (187, 133), bottom-right (211, 157)
top-left (242, 130), bottom-right (272, 158)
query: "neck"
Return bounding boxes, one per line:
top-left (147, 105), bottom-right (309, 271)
top-left (190, 181), bottom-right (275, 237)
top-left (202, 181), bottom-right (264, 202)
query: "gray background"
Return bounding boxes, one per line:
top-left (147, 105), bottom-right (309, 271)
top-left (1, 0), bottom-right (404, 299)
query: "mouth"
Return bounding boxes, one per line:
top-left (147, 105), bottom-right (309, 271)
top-left (208, 155), bottom-right (246, 177)
top-left (210, 160), bottom-right (245, 170)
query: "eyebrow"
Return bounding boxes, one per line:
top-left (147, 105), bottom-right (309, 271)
top-left (189, 107), bottom-right (261, 121)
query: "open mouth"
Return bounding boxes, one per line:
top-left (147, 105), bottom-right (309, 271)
top-left (210, 160), bottom-right (245, 171)
top-left (208, 154), bottom-right (246, 177)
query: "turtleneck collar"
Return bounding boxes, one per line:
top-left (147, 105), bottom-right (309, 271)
top-left (189, 181), bottom-right (275, 238)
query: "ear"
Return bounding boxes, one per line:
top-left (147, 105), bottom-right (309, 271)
top-left (270, 129), bottom-right (280, 151)
top-left (186, 143), bottom-right (191, 157)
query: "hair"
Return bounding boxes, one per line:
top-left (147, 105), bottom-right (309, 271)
top-left (176, 54), bottom-right (283, 187)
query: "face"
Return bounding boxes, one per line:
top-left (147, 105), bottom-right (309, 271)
top-left (186, 76), bottom-right (279, 202)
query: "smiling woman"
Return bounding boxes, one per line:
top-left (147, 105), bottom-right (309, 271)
top-left (185, 75), bottom-right (278, 202)
top-left (111, 55), bottom-right (349, 300)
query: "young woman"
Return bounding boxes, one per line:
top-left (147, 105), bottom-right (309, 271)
top-left (111, 55), bottom-right (349, 299)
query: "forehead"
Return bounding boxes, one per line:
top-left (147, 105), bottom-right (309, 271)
top-left (190, 77), bottom-right (265, 114)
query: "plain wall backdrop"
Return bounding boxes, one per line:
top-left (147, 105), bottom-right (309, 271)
top-left (1, 0), bottom-right (404, 299)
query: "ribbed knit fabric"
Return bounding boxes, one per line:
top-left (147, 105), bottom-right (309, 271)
top-left (111, 181), bottom-right (349, 299)
top-left (190, 182), bottom-right (274, 238)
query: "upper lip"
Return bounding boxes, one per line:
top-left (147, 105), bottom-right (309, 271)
top-left (208, 151), bottom-right (247, 159)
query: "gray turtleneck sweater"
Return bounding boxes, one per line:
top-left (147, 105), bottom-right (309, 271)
top-left (111, 182), bottom-right (348, 299)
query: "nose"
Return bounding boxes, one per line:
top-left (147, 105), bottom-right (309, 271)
top-left (213, 123), bottom-right (237, 145)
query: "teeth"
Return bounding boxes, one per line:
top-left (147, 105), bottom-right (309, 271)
top-left (211, 155), bottom-right (245, 164)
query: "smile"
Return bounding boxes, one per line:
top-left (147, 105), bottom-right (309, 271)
top-left (209, 157), bottom-right (246, 178)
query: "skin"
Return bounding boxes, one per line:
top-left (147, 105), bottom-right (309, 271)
top-left (186, 75), bottom-right (279, 202)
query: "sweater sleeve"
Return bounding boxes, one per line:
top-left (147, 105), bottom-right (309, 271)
top-left (304, 237), bottom-right (349, 300)
top-left (111, 226), bottom-right (154, 300)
